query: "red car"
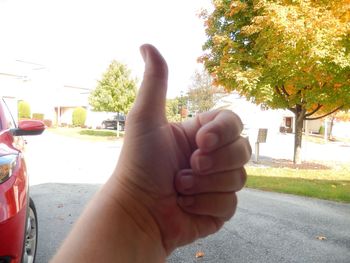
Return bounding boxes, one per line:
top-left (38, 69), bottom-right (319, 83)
top-left (0, 98), bottom-right (45, 263)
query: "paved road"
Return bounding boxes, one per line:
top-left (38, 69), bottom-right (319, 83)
top-left (31, 184), bottom-right (350, 263)
top-left (25, 131), bottom-right (350, 262)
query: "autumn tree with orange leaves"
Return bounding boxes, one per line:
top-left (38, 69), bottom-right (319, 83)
top-left (200, 0), bottom-right (350, 164)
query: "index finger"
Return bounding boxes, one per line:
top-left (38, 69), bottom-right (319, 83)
top-left (196, 110), bottom-right (243, 153)
top-left (180, 109), bottom-right (243, 153)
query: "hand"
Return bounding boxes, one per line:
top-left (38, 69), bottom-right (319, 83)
top-left (112, 44), bottom-right (251, 254)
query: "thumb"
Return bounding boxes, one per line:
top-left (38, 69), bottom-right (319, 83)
top-left (130, 44), bottom-right (168, 122)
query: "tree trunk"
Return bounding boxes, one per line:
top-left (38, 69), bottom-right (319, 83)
top-left (293, 108), bottom-right (304, 164)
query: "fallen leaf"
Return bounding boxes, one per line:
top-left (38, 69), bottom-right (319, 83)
top-left (316, 236), bottom-right (327, 240)
top-left (195, 251), bottom-right (204, 258)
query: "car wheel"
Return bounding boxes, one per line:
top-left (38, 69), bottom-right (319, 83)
top-left (22, 198), bottom-right (38, 263)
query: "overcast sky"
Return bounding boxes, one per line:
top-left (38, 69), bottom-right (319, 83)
top-left (0, 0), bottom-right (212, 98)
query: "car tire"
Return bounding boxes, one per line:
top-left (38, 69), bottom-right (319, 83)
top-left (22, 198), bottom-right (38, 263)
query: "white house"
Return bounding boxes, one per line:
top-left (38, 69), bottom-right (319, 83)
top-left (213, 93), bottom-right (326, 141)
top-left (0, 59), bottom-right (99, 126)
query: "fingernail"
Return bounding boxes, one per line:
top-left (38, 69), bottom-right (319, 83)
top-left (203, 133), bottom-right (219, 149)
top-left (178, 196), bottom-right (194, 207)
top-left (180, 174), bottom-right (194, 190)
top-left (197, 156), bottom-right (212, 173)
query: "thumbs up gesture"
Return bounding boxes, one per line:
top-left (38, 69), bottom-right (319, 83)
top-left (115, 44), bottom-right (251, 253)
top-left (51, 44), bottom-right (251, 263)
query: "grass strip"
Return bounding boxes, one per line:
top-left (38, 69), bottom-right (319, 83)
top-left (79, 129), bottom-right (119, 137)
top-left (246, 166), bottom-right (350, 181)
top-left (246, 174), bottom-right (350, 203)
top-left (48, 128), bottom-right (123, 141)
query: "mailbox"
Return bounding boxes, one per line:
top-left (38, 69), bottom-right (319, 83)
top-left (257, 128), bottom-right (268, 143)
top-left (255, 128), bottom-right (268, 163)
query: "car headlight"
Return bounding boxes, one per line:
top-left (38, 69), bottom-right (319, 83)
top-left (0, 155), bottom-right (17, 184)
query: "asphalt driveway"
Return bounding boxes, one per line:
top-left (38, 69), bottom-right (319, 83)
top-left (31, 184), bottom-right (350, 263)
top-left (25, 131), bottom-right (350, 262)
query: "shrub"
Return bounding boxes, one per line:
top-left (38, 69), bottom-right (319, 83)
top-left (319, 125), bottom-right (325, 135)
top-left (43, 119), bottom-right (52, 127)
top-left (18, 101), bottom-right (31, 119)
top-left (72, 107), bottom-right (87, 127)
top-left (32, 113), bottom-right (44, 120)
top-left (79, 130), bottom-right (118, 137)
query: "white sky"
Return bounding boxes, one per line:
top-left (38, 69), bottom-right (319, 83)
top-left (0, 0), bottom-right (212, 98)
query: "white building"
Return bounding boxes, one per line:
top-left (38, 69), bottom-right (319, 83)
top-left (0, 59), bottom-right (98, 126)
top-left (213, 93), bottom-right (329, 141)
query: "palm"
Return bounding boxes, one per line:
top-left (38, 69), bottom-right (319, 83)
top-left (120, 119), bottom-right (220, 253)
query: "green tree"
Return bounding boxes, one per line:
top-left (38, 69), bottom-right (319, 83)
top-left (166, 98), bottom-right (182, 122)
top-left (200, 0), bottom-right (350, 163)
top-left (187, 69), bottom-right (224, 113)
top-left (18, 100), bottom-right (31, 119)
top-left (89, 60), bottom-right (137, 114)
top-left (72, 107), bottom-right (87, 127)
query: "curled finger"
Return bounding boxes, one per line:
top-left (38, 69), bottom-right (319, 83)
top-left (191, 136), bottom-right (251, 175)
top-left (196, 110), bottom-right (243, 153)
top-left (178, 192), bottom-right (237, 221)
top-left (175, 168), bottom-right (247, 195)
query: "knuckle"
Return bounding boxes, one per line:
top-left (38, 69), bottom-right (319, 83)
top-left (235, 137), bottom-right (252, 164)
top-left (222, 195), bottom-right (237, 221)
top-left (240, 168), bottom-right (247, 187)
top-left (243, 140), bottom-right (253, 163)
top-left (230, 169), bottom-right (246, 192)
top-left (227, 110), bottom-right (243, 130)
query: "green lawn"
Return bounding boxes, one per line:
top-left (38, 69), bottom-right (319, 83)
top-left (48, 127), bottom-right (124, 141)
top-left (246, 165), bottom-right (350, 203)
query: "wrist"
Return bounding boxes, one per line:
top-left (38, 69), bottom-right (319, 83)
top-left (103, 176), bottom-right (167, 262)
top-left (51, 177), bottom-right (167, 263)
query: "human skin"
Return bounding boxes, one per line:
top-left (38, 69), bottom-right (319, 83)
top-left (51, 44), bottom-right (251, 263)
